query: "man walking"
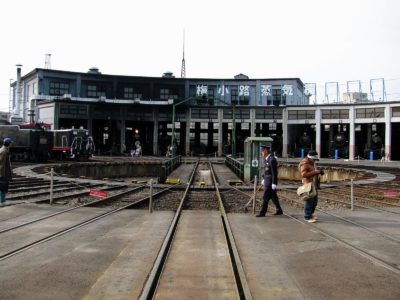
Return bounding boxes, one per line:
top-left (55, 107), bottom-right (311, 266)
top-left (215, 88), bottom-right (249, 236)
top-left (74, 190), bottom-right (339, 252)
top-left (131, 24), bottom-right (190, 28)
top-left (299, 150), bottom-right (323, 223)
top-left (256, 144), bottom-right (283, 217)
top-left (0, 138), bottom-right (13, 206)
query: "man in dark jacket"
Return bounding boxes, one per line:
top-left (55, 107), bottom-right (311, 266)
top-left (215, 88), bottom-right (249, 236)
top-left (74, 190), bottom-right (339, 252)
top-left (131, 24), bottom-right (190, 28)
top-left (256, 145), bottom-right (283, 217)
top-left (0, 138), bottom-right (13, 206)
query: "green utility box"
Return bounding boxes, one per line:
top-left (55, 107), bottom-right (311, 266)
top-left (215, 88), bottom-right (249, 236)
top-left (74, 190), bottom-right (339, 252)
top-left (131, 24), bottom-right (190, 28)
top-left (243, 137), bottom-right (273, 183)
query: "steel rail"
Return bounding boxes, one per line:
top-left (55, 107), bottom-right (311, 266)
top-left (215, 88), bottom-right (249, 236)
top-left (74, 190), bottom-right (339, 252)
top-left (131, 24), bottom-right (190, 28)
top-left (0, 185), bottom-right (148, 235)
top-left (226, 185), bottom-right (400, 246)
top-left (8, 182), bottom-right (89, 193)
top-left (209, 162), bottom-right (253, 300)
top-left (278, 203), bottom-right (400, 276)
top-left (6, 183), bottom-right (106, 201)
top-left (279, 193), bottom-right (400, 245)
top-left (319, 188), bottom-right (400, 208)
top-left (0, 184), bottom-right (179, 261)
top-left (139, 160), bottom-right (199, 300)
top-left (281, 188), bottom-right (400, 216)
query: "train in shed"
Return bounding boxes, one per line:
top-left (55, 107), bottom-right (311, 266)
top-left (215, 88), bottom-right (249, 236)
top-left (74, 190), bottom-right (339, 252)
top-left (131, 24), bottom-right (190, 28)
top-left (294, 132), bottom-right (313, 156)
top-left (329, 132), bottom-right (349, 159)
top-left (363, 133), bottom-right (384, 159)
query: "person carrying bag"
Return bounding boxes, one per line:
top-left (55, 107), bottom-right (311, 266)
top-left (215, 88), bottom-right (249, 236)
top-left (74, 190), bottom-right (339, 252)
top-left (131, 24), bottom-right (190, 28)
top-left (296, 182), bottom-right (317, 202)
top-left (298, 150), bottom-right (324, 223)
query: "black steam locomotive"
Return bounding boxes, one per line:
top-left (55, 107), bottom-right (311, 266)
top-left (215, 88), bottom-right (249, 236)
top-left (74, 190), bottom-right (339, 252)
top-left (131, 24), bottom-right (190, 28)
top-left (0, 123), bottom-right (94, 161)
top-left (294, 132), bottom-right (313, 156)
top-left (363, 133), bottom-right (383, 159)
top-left (330, 132), bottom-right (349, 158)
top-left (0, 124), bottom-right (53, 161)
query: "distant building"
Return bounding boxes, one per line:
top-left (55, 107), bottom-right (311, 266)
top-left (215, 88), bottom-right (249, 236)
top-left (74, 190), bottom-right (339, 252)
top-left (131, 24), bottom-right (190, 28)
top-left (343, 92), bottom-right (368, 103)
top-left (0, 111), bottom-right (10, 125)
top-left (7, 67), bottom-right (400, 160)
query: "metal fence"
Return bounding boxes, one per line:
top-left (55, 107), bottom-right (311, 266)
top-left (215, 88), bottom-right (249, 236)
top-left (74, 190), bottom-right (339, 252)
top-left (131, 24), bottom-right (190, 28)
top-left (225, 155), bottom-right (244, 180)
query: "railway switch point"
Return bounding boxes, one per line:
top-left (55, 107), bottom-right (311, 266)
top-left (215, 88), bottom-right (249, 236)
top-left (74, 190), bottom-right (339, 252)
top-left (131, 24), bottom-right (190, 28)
top-left (165, 178), bottom-right (180, 184)
top-left (227, 179), bottom-right (243, 185)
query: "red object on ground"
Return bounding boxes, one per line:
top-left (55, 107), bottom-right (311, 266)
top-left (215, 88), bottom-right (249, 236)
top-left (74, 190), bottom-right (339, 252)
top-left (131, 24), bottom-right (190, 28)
top-left (89, 189), bottom-right (108, 199)
top-left (383, 191), bottom-right (397, 198)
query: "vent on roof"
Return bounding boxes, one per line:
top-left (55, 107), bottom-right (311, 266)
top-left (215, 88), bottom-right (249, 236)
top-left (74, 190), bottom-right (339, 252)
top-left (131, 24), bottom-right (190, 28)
top-left (234, 73), bottom-right (249, 79)
top-left (162, 71), bottom-right (175, 78)
top-left (88, 67), bottom-right (101, 74)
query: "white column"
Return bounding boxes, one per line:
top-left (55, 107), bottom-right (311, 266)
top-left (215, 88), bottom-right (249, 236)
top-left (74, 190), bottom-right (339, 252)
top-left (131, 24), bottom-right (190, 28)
top-left (385, 104), bottom-right (391, 160)
top-left (349, 106), bottom-right (355, 160)
top-left (120, 119), bottom-right (126, 153)
top-left (218, 108), bottom-right (223, 156)
top-left (250, 108), bottom-right (255, 137)
top-left (315, 107), bottom-right (321, 156)
top-left (87, 105), bottom-right (92, 133)
top-left (153, 108), bottom-right (158, 155)
top-left (185, 109), bottom-right (191, 156)
top-left (282, 108), bottom-right (288, 157)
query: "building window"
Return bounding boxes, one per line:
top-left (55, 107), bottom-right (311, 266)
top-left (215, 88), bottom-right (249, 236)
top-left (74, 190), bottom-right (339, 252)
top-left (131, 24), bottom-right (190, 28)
top-left (237, 110), bottom-right (250, 119)
top-left (213, 133), bottom-right (218, 147)
top-left (231, 89), bottom-right (238, 104)
top-left (288, 110), bottom-right (315, 120)
top-left (222, 109), bottom-right (250, 120)
top-left (160, 88), bottom-right (178, 100)
top-left (321, 109), bottom-right (349, 119)
top-left (123, 87), bottom-right (142, 99)
top-left (392, 107), bottom-right (400, 117)
top-left (373, 107), bottom-right (385, 118)
top-left (255, 109), bottom-right (283, 120)
top-left (60, 104), bottom-right (87, 116)
top-left (87, 84), bottom-right (106, 98)
top-left (267, 87), bottom-right (285, 106)
top-left (50, 82), bottom-right (70, 96)
top-left (191, 109), bottom-right (218, 119)
top-left (207, 88), bottom-right (215, 105)
top-left (269, 123), bottom-right (277, 130)
top-left (356, 108), bottom-right (385, 118)
top-left (200, 132), bottom-right (208, 145)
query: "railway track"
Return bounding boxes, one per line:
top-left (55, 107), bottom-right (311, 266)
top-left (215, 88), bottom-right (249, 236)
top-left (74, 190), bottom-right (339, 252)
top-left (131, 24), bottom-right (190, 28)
top-left (0, 180), bottom-right (185, 261)
top-left (1, 160), bottom-right (400, 298)
top-left (2, 160), bottom-right (254, 298)
top-left (139, 160), bottom-right (252, 299)
top-left (227, 184), bottom-right (400, 276)
top-left (281, 206), bottom-right (400, 276)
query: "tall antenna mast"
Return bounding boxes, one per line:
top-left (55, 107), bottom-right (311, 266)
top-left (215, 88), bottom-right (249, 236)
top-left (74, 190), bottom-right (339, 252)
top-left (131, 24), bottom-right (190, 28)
top-left (181, 30), bottom-right (186, 78)
top-left (45, 53), bottom-right (52, 69)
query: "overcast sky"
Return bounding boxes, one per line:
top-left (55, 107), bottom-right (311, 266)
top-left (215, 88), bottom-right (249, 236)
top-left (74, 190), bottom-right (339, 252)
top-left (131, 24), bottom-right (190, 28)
top-left (0, 0), bottom-right (399, 111)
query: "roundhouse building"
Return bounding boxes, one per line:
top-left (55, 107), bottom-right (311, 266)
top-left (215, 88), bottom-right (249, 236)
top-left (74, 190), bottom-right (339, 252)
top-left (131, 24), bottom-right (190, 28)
top-left (9, 67), bottom-right (400, 160)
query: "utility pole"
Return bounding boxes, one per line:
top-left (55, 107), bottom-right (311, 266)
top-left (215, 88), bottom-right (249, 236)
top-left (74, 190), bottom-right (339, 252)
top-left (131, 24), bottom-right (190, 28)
top-left (181, 30), bottom-right (186, 78)
top-left (232, 103), bottom-right (236, 157)
top-left (9, 79), bottom-right (13, 114)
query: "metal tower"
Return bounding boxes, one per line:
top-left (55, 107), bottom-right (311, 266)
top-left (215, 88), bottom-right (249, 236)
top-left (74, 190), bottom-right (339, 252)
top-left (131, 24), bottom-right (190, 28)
top-left (45, 53), bottom-right (51, 69)
top-left (370, 78), bottom-right (386, 101)
top-left (181, 31), bottom-right (186, 78)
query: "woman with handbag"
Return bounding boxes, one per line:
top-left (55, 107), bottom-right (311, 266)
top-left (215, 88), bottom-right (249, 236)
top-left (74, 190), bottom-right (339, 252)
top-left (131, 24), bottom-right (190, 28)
top-left (0, 138), bottom-right (13, 207)
top-left (298, 150), bottom-right (323, 223)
